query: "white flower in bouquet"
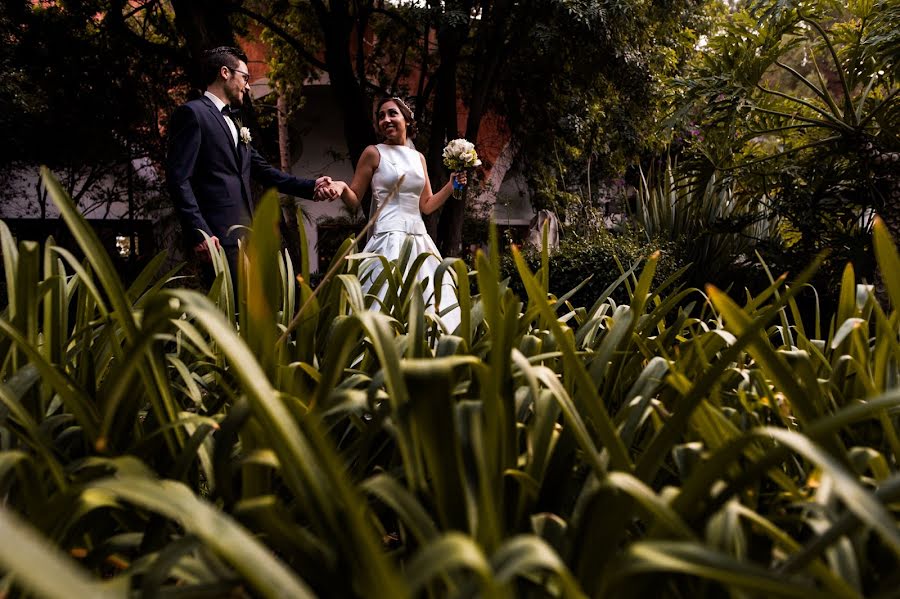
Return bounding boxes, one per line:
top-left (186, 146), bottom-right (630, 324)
top-left (239, 126), bottom-right (252, 144)
top-left (442, 138), bottom-right (482, 171)
top-left (442, 138), bottom-right (481, 199)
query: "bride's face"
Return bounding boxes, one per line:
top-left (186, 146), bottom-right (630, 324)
top-left (377, 101), bottom-right (407, 144)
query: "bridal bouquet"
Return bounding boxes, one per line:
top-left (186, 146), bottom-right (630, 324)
top-left (442, 138), bottom-right (481, 198)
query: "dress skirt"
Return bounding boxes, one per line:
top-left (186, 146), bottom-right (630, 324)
top-left (359, 230), bottom-right (461, 333)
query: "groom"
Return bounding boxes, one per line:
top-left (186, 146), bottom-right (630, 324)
top-left (166, 46), bottom-right (335, 284)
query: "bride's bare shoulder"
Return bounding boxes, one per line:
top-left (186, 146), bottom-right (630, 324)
top-left (360, 145), bottom-right (381, 168)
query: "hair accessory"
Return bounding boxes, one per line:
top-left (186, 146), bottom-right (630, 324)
top-left (390, 97), bottom-right (415, 120)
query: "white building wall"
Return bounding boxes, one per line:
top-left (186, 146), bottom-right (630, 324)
top-left (285, 84), bottom-right (359, 271)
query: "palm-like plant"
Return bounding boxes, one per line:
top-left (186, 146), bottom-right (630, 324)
top-left (675, 0), bottom-right (899, 255)
top-left (632, 155), bottom-right (780, 281)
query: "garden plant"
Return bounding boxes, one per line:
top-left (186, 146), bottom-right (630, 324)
top-left (2, 170), bottom-right (900, 597)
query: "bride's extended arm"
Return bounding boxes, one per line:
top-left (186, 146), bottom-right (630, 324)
top-left (333, 145), bottom-right (380, 210)
top-left (418, 154), bottom-right (466, 215)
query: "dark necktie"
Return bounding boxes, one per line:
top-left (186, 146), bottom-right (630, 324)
top-left (222, 104), bottom-right (241, 146)
top-left (221, 105), bottom-right (240, 118)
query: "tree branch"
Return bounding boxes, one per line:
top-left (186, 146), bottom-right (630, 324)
top-left (229, 4), bottom-right (328, 72)
top-left (123, 0), bottom-right (161, 21)
top-left (371, 6), bottom-right (419, 37)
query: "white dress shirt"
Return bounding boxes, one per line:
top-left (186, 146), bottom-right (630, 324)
top-left (204, 91), bottom-right (238, 147)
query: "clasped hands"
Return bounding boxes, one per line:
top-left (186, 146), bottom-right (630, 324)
top-left (312, 172), bottom-right (466, 204)
top-left (314, 176), bottom-right (342, 201)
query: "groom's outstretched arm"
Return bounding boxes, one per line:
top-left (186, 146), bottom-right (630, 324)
top-left (166, 105), bottom-right (212, 243)
top-left (249, 147), bottom-right (316, 199)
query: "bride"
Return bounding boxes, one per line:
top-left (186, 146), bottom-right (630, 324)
top-left (325, 97), bottom-right (464, 332)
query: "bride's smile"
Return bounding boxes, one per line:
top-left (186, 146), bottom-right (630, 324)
top-left (378, 101), bottom-right (407, 143)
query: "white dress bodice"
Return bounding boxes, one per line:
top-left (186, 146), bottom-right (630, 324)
top-left (357, 142), bottom-right (460, 332)
top-left (371, 143), bottom-right (427, 235)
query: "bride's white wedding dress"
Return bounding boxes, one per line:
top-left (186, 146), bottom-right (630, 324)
top-left (357, 143), bottom-right (460, 332)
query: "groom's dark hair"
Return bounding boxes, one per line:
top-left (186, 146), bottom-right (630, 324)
top-left (201, 46), bottom-right (249, 87)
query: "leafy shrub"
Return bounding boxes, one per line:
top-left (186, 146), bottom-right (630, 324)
top-left (501, 228), bottom-right (686, 307)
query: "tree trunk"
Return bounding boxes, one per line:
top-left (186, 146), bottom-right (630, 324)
top-left (315, 1), bottom-right (378, 214)
top-left (874, 159), bottom-right (900, 308)
top-left (433, 1), bottom-right (511, 257)
top-left (277, 94), bottom-right (304, 270)
top-left (427, 8), bottom-right (469, 254)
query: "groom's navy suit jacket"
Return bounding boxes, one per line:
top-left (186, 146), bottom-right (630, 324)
top-left (166, 94), bottom-right (316, 248)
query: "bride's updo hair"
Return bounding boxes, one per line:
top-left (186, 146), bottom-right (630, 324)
top-left (376, 96), bottom-right (417, 138)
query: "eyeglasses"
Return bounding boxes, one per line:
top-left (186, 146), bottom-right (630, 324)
top-left (224, 66), bottom-right (250, 85)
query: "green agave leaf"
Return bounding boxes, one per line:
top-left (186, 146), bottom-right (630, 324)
top-left (831, 318), bottom-right (866, 350)
top-left (709, 286), bottom-right (850, 468)
top-left (171, 319), bottom-right (217, 360)
top-left (510, 351), bottom-right (559, 491)
top-left (0, 505), bottom-right (121, 599)
top-left (280, 248), bottom-right (296, 329)
top-left (242, 191), bottom-right (285, 374)
top-left (836, 263), bottom-right (857, 328)
top-left (166, 355), bottom-right (205, 406)
top-left (603, 472), bottom-right (695, 539)
top-left (42, 243), bottom-right (67, 367)
top-left (759, 428), bottom-right (900, 556)
top-left (159, 290), bottom-right (406, 595)
top-left (336, 273), bottom-right (367, 313)
top-left (0, 451), bottom-right (45, 508)
top-left (41, 168), bottom-right (137, 341)
top-left (617, 357), bottom-right (669, 448)
top-left (0, 381), bottom-right (67, 491)
top-left (729, 503), bottom-right (862, 599)
top-left (608, 540), bottom-right (830, 598)
top-left (42, 169), bottom-right (185, 453)
top-left (295, 205), bottom-right (310, 285)
top-left (137, 534), bottom-right (208, 596)
top-left (402, 357), bottom-right (479, 530)
top-left (0, 220), bottom-right (18, 318)
top-left (490, 535), bottom-right (585, 598)
top-left (125, 250), bottom-right (168, 302)
top-left (678, 425), bottom-right (900, 558)
top-left (873, 217), bottom-right (900, 309)
top-left (233, 496), bottom-right (340, 592)
top-left (88, 476), bottom-right (315, 599)
top-left (510, 350), bottom-right (606, 477)
top-left (404, 532), bottom-right (496, 595)
top-left (0, 318), bottom-right (100, 442)
top-left (396, 251), bottom-right (436, 314)
top-left (94, 296), bottom-right (186, 448)
top-left (12, 241), bottom-right (40, 358)
top-left (675, 388), bottom-right (900, 521)
top-left (511, 246), bottom-right (632, 472)
top-left (434, 258), bottom-right (471, 341)
top-left (405, 279), bottom-right (426, 357)
top-left (360, 473), bottom-right (440, 544)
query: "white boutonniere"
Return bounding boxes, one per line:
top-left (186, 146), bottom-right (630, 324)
top-left (239, 127), bottom-right (252, 145)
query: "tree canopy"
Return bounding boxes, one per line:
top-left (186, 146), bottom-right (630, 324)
top-left (3, 0), bottom-right (716, 253)
top-left (671, 0), bottom-right (899, 279)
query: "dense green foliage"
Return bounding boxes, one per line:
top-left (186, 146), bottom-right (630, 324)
top-left (500, 230), bottom-right (685, 309)
top-left (670, 0), bottom-right (900, 273)
top-left (3, 171), bottom-right (900, 597)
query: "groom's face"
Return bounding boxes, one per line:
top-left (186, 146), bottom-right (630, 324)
top-left (224, 60), bottom-right (250, 107)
